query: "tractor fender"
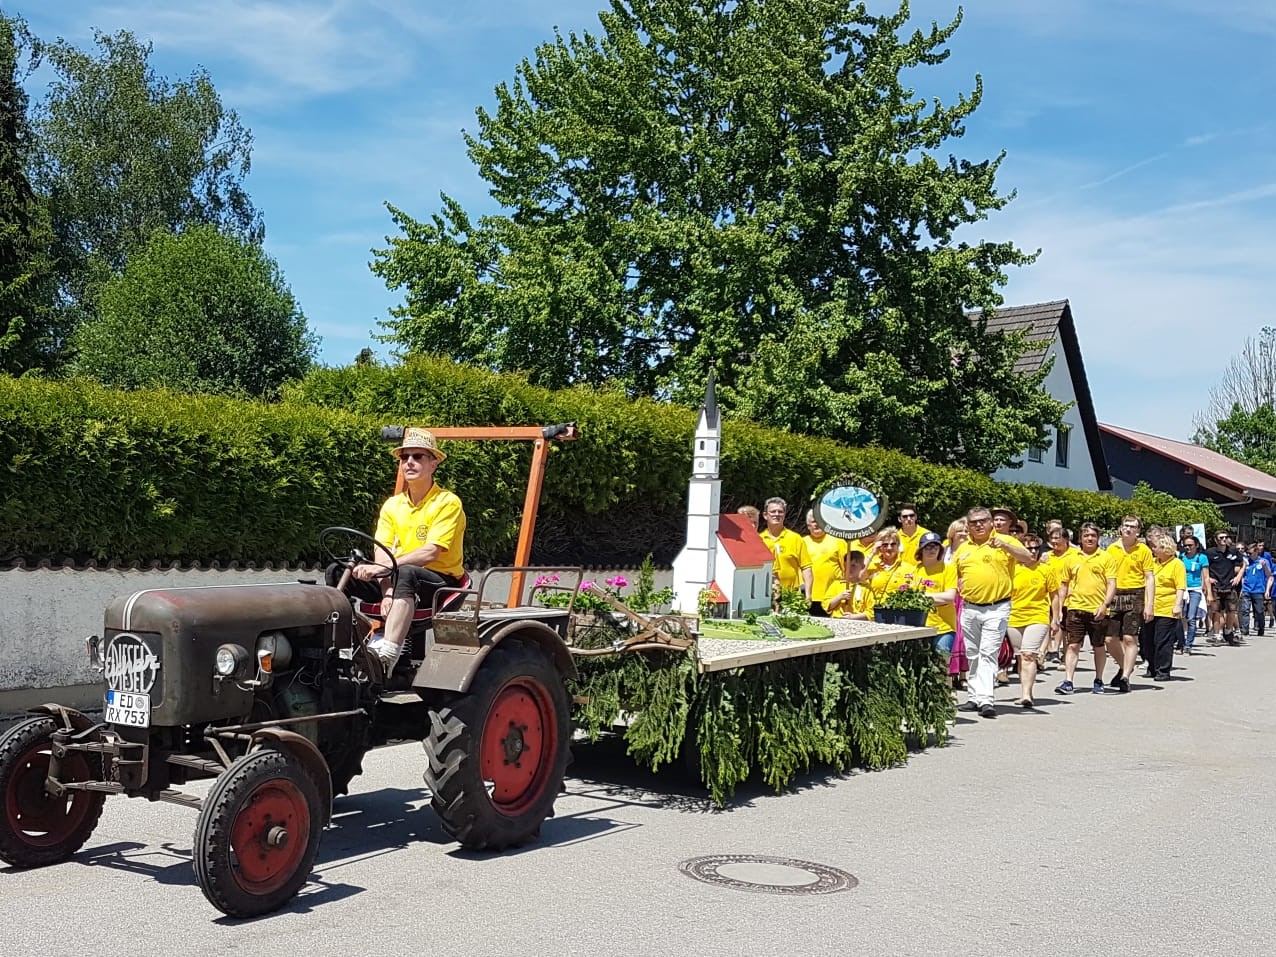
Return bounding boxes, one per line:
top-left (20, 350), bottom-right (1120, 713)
top-left (413, 619), bottom-right (577, 694)
top-left (252, 728), bottom-right (333, 825)
top-left (29, 703), bottom-right (98, 734)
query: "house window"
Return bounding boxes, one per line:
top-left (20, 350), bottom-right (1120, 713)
top-left (1027, 444), bottom-right (1043, 464)
top-left (1055, 425), bottom-right (1070, 468)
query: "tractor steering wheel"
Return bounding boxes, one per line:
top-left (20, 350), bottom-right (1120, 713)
top-left (318, 526), bottom-right (398, 584)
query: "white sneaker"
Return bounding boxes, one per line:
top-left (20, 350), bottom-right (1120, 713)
top-left (367, 637), bottom-right (403, 667)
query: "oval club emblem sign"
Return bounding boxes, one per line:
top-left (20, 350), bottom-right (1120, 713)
top-left (812, 475), bottom-right (889, 541)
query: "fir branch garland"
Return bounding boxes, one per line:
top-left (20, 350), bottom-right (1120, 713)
top-left (569, 636), bottom-right (955, 807)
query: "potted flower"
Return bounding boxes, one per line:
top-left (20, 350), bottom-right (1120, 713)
top-left (873, 574), bottom-right (935, 627)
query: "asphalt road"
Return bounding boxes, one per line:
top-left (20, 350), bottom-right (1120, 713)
top-left (2, 639), bottom-right (1273, 956)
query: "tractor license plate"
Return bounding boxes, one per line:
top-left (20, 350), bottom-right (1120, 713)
top-left (104, 689), bottom-right (151, 727)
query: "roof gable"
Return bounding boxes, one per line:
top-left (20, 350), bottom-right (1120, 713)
top-left (717, 512), bottom-right (774, 566)
top-left (971, 299), bottom-right (1068, 375)
top-left (1098, 424), bottom-right (1276, 500)
top-left (971, 299), bottom-right (1111, 491)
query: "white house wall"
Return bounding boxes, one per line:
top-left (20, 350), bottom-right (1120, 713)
top-left (992, 342), bottom-right (1098, 492)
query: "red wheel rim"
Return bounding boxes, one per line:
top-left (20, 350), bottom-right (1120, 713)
top-left (479, 678), bottom-right (558, 816)
top-left (3, 741), bottom-right (96, 847)
top-left (229, 778), bottom-right (311, 894)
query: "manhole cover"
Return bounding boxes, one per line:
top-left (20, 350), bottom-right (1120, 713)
top-left (678, 854), bottom-right (857, 896)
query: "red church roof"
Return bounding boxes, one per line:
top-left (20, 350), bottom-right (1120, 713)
top-left (717, 512), bottom-right (775, 567)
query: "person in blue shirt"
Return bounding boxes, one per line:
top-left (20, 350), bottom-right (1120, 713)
top-left (1240, 541), bottom-right (1272, 637)
top-left (1177, 534), bottom-right (1211, 653)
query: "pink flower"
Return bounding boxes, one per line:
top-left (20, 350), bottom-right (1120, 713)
top-left (605, 575), bottom-right (628, 588)
top-left (923, 579), bottom-right (936, 588)
top-left (582, 581), bottom-right (596, 591)
top-left (533, 573), bottom-right (561, 587)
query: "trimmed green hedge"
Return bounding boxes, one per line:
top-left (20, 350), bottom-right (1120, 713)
top-left (0, 362), bottom-right (1221, 564)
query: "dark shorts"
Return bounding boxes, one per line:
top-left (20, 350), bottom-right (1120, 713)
top-left (1108, 589), bottom-right (1144, 637)
top-left (1065, 609), bottom-right (1106, 648)
top-left (1210, 585), bottom-right (1238, 614)
top-left (327, 562), bottom-right (460, 607)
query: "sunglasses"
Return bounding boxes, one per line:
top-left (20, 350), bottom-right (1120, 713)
top-left (400, 452), bottom-right (434, 462)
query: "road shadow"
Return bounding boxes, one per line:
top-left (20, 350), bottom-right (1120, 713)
top-left (566, 729), bottom-right (956, 815)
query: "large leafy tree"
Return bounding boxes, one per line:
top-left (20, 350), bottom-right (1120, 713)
top-left (373, 0), bottom-right (1063, 472)
top-left (30, 29), bottom-right (261, 338)
top-left (70, 225), bottom-right (316, 398)
top-left (0, 14), bottom-right (56, 373)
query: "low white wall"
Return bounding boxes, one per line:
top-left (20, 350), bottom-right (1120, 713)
top-left (0, 564), bottom-right (669, 717)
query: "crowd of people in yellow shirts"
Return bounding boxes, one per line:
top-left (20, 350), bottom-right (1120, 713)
top-left (746, 498), bottom-right (1196, 719)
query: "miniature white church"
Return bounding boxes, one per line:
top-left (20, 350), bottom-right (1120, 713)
top-left (671, 374), bottom-right (774, 617)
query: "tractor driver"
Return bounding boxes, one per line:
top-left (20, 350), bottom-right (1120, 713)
top-left (337, 427), bottom-right (467, 668)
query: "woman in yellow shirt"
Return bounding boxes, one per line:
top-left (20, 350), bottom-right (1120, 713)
top-left (915, 532), bottom-right (957, 665)
top-left (866, 527), bottom-right (916, 607)
top-left (1145, 531), bottom-right (1187, 682)
top-left (1007, 550), bottom-right (1061, 708)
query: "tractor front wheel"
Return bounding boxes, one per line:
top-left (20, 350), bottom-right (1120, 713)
top-left (0, 716), bottom-right (105, 868)
top-left (193, 748), bottom-right (323, 918)
top-left (423, 638), bottom-right (570, 850)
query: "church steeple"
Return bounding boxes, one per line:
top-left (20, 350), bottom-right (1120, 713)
top-left (691, 369), bottom-right (720, 479)
top-left (672, 373), bottom-right (722, 613)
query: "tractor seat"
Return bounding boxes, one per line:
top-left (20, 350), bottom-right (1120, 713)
top-left (357, 572), bottom-right (472, 624)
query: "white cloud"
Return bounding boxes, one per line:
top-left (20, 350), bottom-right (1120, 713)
top-left (992, 182), bottom-right (1276, 440)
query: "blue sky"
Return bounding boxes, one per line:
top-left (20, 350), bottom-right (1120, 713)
top-left (13, 1), bottom-right (1275, 441)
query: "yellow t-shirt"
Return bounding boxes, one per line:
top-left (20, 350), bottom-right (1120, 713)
top-left (373, 483), bottom-right (467, 578)
top-left (1152, 556), bottom-right (1187, 618)
top-left (917, 561), bottom-right (957, 633)
top-left (825, 579), bottom-right (874, 619)
top-left (1046, 548), bottom-right (1082, 586)
top-left (803, 533), bottom-right (849, 603)
top-left (1009, 562), bottom-right (1060, 628)
top-left (898, 525), bottom-right (933, 564)
top-left (760, 527), bottom-right (810, 590)
top-left (1065, 549), bottom-right (1116, 613)
top-left (866, 559), bottom-right (918, 605)
top-left (1107, 541), bottom-right (1155, 591)
top-left (952, 534), bottom-right (1016, 605)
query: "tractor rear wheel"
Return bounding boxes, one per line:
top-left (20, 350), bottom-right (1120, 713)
top-left (0, 716), bottom-right (105, 868)
top-left (193, 748), bottom-right (323, 918)
top-left (423, 638), bottom-right (570, 850)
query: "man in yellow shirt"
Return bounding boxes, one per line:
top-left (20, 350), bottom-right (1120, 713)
top-left (760, 497), bottom-right (810, 596)
top-left (1040, 527), bottom-right (1082, 664)
top-left (1104, 514), bottom-right (1155, 694)
top-left (803, 509), bottom-right (848, 616)
top-left (342, 427), bottom-right (467, 667)
top-left (934, 506), bottom-right (1036, 718)
top-left (895, 503), bottom-right (931, 564)
top-left (1056, 522), bottom-right (1116, 695)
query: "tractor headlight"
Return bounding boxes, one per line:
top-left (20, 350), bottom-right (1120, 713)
top-left (214, 644), bottom-right (251, 678)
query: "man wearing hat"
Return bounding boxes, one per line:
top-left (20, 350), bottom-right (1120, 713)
top-left (348, 427), bottom-right (467, 667)
top-left (990, 505), bottom-right (1017, 536)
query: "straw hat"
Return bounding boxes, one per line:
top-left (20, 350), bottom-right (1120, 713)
top-left (990, 505), bottom-right (1018, 526)
top-left (392, 427), bottom-right (446, 463)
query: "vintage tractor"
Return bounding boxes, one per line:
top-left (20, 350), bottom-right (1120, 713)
top-left (0, 423), bottom-right (582, 917)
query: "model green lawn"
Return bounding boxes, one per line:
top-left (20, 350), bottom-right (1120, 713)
top-left (697, 616), bottom-right (834, 641)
